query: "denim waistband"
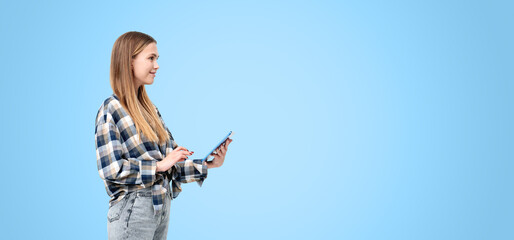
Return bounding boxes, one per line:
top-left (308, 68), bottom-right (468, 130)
top-left (136, 189), bottom-right (153, 197)
top-left (133, 184), bottom-right (171, 198)
top-left (132, 186), bottom-right (152, 197)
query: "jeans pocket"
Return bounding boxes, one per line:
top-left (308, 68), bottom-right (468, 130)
top-left (107, 195), bottom-right (130, 223)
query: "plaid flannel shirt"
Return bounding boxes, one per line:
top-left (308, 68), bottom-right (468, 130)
top-left (95, 94), bottom-right (207, 215)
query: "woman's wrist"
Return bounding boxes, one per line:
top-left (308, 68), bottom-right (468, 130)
top-left (156, 158), bottom-right (173, 172)
top-left (156, 161), bottom-right (164, 172)
top-left (206, 161), bottom-right (216, 169)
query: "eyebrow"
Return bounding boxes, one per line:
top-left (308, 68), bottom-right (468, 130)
top-left (148, 53), bottom-right (160, 59)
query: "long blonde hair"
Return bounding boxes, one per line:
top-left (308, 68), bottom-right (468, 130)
top-left (110, 31), bottom-right (168, 144)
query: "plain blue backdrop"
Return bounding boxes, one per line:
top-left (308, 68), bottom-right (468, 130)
top-left (1, 0), bottom-right (513, 239)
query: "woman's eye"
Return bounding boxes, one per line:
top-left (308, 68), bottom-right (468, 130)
top-left (149, 57), bottom-right (154, 60)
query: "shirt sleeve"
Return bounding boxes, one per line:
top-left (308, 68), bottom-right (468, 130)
top-left (95, 116), bottom-right (157, 187)
top-left (170, 159), bottom-right (208, 186)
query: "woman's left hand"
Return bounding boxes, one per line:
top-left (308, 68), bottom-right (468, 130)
top-left (207, 138), bottom-right (233, 169)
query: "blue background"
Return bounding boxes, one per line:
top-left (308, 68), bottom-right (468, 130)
top-left (1, 0), bottom-right (513, 239)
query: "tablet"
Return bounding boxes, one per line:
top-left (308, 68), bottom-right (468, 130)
top-left (203, 131), bottom-right (234, 161)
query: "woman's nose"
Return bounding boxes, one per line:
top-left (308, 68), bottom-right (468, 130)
top-left (154, 61), bottom-right (159, 69)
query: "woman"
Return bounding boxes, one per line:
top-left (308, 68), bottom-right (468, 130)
top-left (95, 31), bottom-right (232, 240)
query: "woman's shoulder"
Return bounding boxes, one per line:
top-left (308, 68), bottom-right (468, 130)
top-left (95, 94), bottom-right (125, 125)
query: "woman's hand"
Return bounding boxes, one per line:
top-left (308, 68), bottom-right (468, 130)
top-left (207, 138), bottom-right (233, 169)
top-left (156, 146), bottom-right (193, 172)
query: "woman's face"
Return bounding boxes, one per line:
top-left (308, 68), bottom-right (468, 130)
top-left (132, 42), bottom-right (159, 89)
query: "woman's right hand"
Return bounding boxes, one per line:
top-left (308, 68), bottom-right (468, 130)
top-left (156, 146), bottom-right (193, 172)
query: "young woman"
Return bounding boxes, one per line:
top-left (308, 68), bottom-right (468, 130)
top-left (95, 31), bottom-right (232, 240)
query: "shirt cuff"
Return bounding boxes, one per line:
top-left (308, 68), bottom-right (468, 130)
top-left (194, 159), bottom-right (208, 187)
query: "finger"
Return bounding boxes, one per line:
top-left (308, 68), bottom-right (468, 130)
top-left (219, 146), bottom-right (226, 154)
top-left (175, 146), bottom-right (188, 152)
top-left (177, 147), bottom-right (193, 155)
top-left (217, 147), bottom-right (225, 156)
top-left (222, 141), bottom-right (230, 152)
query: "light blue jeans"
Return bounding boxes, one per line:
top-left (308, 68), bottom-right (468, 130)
top-left (107, 187), bottom-right (171, 240)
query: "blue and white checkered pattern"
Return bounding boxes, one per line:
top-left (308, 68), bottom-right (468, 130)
top-left (95, 94), bottom-right (207, 216)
